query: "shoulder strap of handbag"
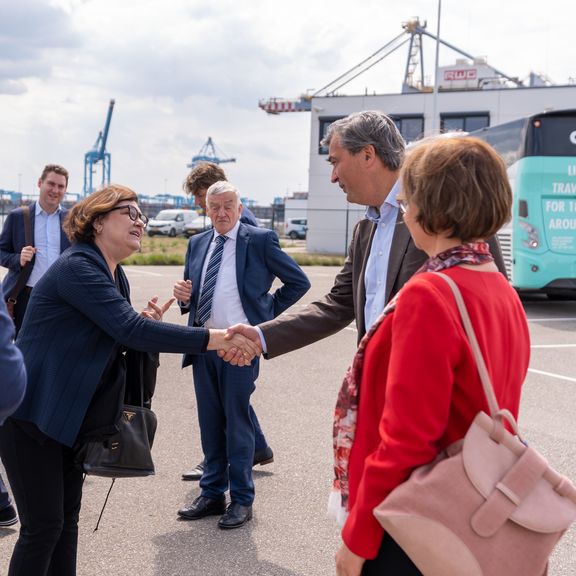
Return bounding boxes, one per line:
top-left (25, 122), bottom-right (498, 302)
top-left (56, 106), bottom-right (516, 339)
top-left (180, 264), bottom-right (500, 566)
top-left (7, 206), bottom-right (33, 304)
top-left (431, 272), bottom-right (501, 418)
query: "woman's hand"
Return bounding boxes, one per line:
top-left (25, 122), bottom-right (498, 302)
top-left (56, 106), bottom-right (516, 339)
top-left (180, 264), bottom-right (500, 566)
top-left (208, 329), bottom-right (260, 367)
top-left (141, 296), bottom-right (175, 321)
top-left (335, 543), bottom-right (365, 576)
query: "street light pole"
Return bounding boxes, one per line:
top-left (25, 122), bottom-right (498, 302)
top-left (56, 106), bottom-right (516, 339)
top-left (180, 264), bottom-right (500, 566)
top-left (431, 0), bottom-right (442, 135)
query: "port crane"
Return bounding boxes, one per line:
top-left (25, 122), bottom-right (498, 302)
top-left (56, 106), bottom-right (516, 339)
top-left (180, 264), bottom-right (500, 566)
top-left (83, 99), bottom-right (115, 196)
top-left (258, 18), bottom-right (521, 114)
top-left (186, 137), bottom-right (236, 169)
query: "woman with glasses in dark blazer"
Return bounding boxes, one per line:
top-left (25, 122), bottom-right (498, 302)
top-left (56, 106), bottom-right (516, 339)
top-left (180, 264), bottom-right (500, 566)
top-left (0, 184), bottom-right (257, 576)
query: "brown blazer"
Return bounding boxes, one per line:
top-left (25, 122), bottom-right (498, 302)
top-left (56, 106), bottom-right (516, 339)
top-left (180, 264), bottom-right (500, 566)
top-left (260, 211), bottom-right (506, 358)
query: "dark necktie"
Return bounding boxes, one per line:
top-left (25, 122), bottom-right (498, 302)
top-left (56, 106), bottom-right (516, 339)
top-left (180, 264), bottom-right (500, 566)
top-left (196, 235), bottom-right (228, 326)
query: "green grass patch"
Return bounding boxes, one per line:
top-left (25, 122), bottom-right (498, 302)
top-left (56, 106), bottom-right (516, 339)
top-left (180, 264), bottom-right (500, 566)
top-left (121, 234), bottom-right (345, 267)
top-left (290, 253), bottom-right (345, 266)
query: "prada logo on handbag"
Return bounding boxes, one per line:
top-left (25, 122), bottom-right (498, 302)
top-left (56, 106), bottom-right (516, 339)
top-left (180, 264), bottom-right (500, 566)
top-left (123, 410), bottom-right (137, 422)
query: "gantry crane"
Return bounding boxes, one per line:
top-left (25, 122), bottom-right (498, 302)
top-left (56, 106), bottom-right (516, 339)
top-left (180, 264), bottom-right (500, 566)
top-left (258, 18), bottom-right (522, 114)
top-left (83, 99), bottom-right (115, 196)
top-left (186, 137), bottom-right (236, 169)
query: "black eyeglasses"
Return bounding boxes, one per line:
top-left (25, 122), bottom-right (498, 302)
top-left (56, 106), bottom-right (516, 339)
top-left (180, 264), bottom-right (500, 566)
top-left (105, 205), bottom-right (149, 227)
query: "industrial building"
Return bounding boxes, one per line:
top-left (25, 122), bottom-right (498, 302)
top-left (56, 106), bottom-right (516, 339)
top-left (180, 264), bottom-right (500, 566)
top-left (260, 18), bottom-right (576, 254)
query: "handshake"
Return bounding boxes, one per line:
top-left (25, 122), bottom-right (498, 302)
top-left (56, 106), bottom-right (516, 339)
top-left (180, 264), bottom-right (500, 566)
top-left (174, 280), bottom-right (263, 367)
top-left (209, 324), bottom-right (263, 367)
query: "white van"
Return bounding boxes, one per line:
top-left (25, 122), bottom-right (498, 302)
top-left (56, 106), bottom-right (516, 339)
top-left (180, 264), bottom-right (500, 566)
top-left (147, 209), bottom-right (196, 237)
top-left (285, 218), bottom-right (307, 239)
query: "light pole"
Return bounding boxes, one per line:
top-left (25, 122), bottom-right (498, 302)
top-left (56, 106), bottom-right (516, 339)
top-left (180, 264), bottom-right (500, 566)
top-left (431, 0), bottom-right (442, 135)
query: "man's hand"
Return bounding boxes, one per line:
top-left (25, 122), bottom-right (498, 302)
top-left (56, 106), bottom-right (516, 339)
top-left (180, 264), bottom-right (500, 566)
top-left (173, 279), bottom-right (192, 304)
top-left (219, 324), bottom-right (262, 364)
top-left (208, 329), bottom-right (261, 367)
top-left (20, 245), bottom-right (36, 267)
top-left (141, 295), bottom-right (175, 321)
top-left (335, 543), bottom-right (365, 576)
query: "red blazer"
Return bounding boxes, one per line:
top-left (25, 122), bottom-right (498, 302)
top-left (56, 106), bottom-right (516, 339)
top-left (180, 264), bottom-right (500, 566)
top-left (342, 267), bottom-right (530, 559)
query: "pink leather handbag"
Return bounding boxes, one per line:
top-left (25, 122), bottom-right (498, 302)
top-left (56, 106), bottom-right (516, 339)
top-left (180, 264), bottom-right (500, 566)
top-left (374, 273), bottom-right (576, 576)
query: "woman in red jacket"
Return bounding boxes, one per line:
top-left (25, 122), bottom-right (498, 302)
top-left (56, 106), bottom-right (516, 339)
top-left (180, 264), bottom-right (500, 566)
top-left (331, 137), bottom-right (530, 575)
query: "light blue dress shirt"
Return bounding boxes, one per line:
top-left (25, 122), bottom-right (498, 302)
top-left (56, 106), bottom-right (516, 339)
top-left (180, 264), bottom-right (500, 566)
top-left (27, 203), bottom-right (62, 287)
top-left (363, 180), bottom-right (401, 331)
top-left (256, 181), bottom-right (402, 351)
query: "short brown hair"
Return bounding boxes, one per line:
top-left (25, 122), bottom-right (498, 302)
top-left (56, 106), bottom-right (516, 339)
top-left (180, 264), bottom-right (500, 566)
top-left (40, 164), bottom-right (69, 186)
top-left (63, 184), bottom-right (138, 244)
top-left (401, 136), bottom-right (512, 242)
top-left (183, 162), bottom-right (227, 195)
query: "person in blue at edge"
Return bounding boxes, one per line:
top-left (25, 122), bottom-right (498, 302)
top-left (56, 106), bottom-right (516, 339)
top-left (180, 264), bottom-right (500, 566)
top-left (0, 164), bottom-right (71, 528)
top-left (180, 161), bottom-right (272, 482)
top-left (174, 180), bottom-right (310, 529)
top-left (0, 184), bottom-right (258, 576)
top-left (0, 298), bottom-right (27, 528)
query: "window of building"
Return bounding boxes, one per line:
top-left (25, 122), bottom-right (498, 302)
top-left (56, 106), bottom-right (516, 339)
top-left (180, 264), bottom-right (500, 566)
top-left (391, 116), bottom-right (425, 143)
top-left (318, 116), bottom-right (345, 154)
top-left (440, 113), bottom-right (490, 133)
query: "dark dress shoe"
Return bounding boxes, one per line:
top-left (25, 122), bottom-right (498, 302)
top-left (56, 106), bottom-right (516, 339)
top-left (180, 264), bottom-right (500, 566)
top-left (183, 449), bottom-right (272, 481)
top-left (181, 461), bottom-right (205, 481)
top-left (253, 446), bottom-right (274, 466)
top-left (177, 496), bottom-right (226, 520)
top-left (218, 502), bottom-right (253, 530)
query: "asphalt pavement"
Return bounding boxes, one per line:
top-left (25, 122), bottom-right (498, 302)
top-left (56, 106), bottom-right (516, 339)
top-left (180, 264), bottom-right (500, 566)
top-left (1, 266), bottom-right (575, 575)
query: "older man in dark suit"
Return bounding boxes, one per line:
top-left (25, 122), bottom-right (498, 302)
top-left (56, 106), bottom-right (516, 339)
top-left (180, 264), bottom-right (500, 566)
top-left (0, 164), bottom-right (71, 335)
top-left (175, 181), bottom-right (310, 529)
top-left (224, 111), bottom-right (506, 355)
top-left (181, 161), bottom-right (272, 483)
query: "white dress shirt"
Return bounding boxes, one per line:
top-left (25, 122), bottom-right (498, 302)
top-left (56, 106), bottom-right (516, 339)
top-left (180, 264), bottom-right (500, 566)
top-left (199, 221), bottom-right (249, 329)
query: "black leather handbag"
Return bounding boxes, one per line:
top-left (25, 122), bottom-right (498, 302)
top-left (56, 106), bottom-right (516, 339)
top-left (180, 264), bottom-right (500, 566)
top-left (78, 403), bottom-right (157, 478)
top-left (75, 349), bottom-right (159, 478)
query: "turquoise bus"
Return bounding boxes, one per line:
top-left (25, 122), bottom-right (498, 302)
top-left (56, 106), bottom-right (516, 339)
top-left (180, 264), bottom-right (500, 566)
top-left (470, 109), bottom-right (576, 298)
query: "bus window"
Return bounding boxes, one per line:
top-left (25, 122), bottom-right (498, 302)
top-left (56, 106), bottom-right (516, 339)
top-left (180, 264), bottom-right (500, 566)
top-left (470, 109), bottom-right (576, 298)
top-left (527, 115), bottom-right (576, 157)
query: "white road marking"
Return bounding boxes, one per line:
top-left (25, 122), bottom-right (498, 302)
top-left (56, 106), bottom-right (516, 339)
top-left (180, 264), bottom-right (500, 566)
top-left (531, 344), bottom-right (576, 349)
top-left (123, 268), bottom-right (165, 277)
top-left (528, 368), bottom-right (576, 384)
top-left (528, 317), bottom-right (576, 322)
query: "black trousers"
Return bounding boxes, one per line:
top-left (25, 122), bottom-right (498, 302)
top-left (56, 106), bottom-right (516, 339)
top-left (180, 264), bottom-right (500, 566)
top-left (0, 419), bottom-right (84, 576)
top-left (362, 533), bottom-right (423, 576)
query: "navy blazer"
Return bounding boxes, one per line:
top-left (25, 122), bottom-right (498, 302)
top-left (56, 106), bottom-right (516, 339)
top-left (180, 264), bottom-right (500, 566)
top-left (14, 242), bottom-right (209, 447)
top-left (0, 202), bottom-right (71, 299)
top-left (181, 223), bottom-right (310, 367)
top-left (0, 298), bottom-right (26, 425)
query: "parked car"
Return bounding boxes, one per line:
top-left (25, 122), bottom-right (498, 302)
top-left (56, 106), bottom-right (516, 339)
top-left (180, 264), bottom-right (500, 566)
top-left (147, 209), bottom-right (197, 237)
top-left (285, 218), bottom-right (307, 240)
top-left (184, 214), bottom-right (212, 237)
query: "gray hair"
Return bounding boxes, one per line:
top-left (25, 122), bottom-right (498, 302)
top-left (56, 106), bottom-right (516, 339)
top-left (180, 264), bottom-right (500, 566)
top-left (206, 180), bottom-right (241, 204)
top-left (321, 110), bottom-right (406, 171)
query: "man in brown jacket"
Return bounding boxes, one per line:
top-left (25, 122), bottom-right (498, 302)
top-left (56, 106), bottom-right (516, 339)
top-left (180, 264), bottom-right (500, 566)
top-left (225, 110), bottom-right (506, 357)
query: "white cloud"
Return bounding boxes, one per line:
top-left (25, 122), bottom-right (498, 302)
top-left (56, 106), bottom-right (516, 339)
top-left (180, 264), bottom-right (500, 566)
top-left (0, 0), bottom-right (574, 203)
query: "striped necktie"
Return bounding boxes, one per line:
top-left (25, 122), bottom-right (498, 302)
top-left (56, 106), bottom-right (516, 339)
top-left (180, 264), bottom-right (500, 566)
top-left (196, 235), bottom-right (228, 326)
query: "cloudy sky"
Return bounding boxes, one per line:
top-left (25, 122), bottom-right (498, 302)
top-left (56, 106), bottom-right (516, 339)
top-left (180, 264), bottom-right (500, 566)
top-left (0, 0), bottom-right (574, 205)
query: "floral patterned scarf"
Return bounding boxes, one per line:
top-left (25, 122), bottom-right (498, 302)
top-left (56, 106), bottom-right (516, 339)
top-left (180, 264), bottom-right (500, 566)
top-left (328, 242), bottom-right (494, 522)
